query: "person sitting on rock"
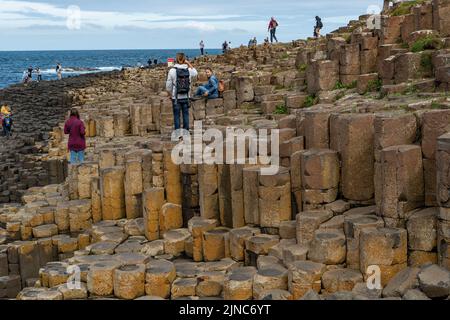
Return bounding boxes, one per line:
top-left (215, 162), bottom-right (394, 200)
top-left (194, 67), bottom-right (219, 100)
top-left (64, 108), bottom-right (86, 165)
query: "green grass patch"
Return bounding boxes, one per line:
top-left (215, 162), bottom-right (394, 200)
top-left (431, 102), bottom-right (442, 109)
top-left (411, 36), bottom-right (442, 52)
top-left (305, 94), bottom-right (319, 108)
top-left (391, 0), bottom-right (427, 16)
top-left (298, 64), bottom-right (307, 72)
top-left (274, 104), bottom-right (289, 115)
top-left (366, 78), bottom-right (383, 93)
top-left (334, 80), bottom-right (357, 90)
top-left (420, 51), bottom-right (433, 75)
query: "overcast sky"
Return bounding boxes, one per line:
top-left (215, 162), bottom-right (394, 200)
top-left (0, 0), bottom-right (384, 51)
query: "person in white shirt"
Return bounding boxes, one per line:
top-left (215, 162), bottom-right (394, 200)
top-left (200, 40), bottom-right (205, 55)
top-left (166, 52), bottom-right (198, 130)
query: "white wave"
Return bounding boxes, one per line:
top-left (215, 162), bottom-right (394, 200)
top-left (39, 66), bottom-right (121, 75)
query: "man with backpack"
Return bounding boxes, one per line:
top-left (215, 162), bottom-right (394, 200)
top-left (166, 52), bottom-right (198, 131)
top-left (268, 17), bottom-right (279, 43)
top-left (314, 16), bottom-right (323, 38)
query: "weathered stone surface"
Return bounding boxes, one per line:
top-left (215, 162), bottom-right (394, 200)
top-left (417, 264), bottom-right (450, 298)
top-left (360, 228), bottom-right (408, 286)
top-left (288, 261), bottom-right (326, 300)
top-left (382, 267), bottom-right (420, 298)
top-left (296, 211), bottom-right (333, 246)
top-left (330, 114), bottom-right (375, 201)
top-left (378, 145), bottom-right (424, 222)
top-left (145, 259), bottom-right (176, 299)
top-left (253, 267), bottom-right (288, 300)
top-left (406, 208), bottom-right (438, 251)
top-left (308, 229), bottom-right (346, 265)
top-left (87, 260), bottom-right (121, 296)
top-left (113, 264), bottom-right (145, 300)
top-left (229, 227), bottom-right (260, 262)
top-left (322, 269), bottom-right (363, 294)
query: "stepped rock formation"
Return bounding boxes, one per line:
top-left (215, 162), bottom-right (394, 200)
top-left (2, 0), bottom-right (450, 300)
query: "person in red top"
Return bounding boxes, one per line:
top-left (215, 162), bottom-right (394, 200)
top-left (268, 17), bottom-right (279, 43)
top-left (64, 108), bottom-right (86, 164)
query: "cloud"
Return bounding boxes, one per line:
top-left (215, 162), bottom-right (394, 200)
top-left (323, 16), bottom-right (359, 24)
top-left (0, 0), bottom-right (254, 31)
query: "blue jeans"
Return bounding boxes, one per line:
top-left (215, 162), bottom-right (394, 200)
top-left (173, 99), bottom-right (190, 130)
top-left (196, 87), bottom-right (219, 99)
top-left (270, 28), bottom-right (278, 43)
top-left (70, 150), bottom-right (85, 165)
top-left (3, 126), bottom-right (11, 138)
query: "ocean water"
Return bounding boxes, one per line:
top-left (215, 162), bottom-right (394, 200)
top-left (0, 49), bottom-right (222, 89)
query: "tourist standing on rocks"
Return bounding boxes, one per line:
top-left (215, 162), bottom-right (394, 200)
top-left (64, 108), bottom-right (86, 165)
top-left (22, 71), bottom-right (29, 83)
top-left (36, 67), bottom-right (42, 82)
top-left (194, 67), bottom-right (219, 100)
top-left (314, 16), bottom-right (323, 38)
top-left (56, 63), bottom-right (62, 80)
top-left (27, 66), bottom-right (33, 80)
top-left (2, 113), bottom-right (12, 138)
top-left (166, 53), bottom-right (198, 131)
top-left (200, 40), bottom-right (205, 55)
top-left (222, 41), bottom-right (229, 53)
top-left (268, 17), bottom-right (279, 43)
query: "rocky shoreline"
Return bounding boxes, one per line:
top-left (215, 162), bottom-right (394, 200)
top-left (1, 0), bottom-right (450, 301)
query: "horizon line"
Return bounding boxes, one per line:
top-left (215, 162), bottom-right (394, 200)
top-left (0, 48), bottom-right (223, 52)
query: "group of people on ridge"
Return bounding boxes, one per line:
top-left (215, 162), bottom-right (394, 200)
top-left (22, 66), bottom-right (42, 83)
top-left (61, 14), bottom-right (324, 165)
top-left (22, 63), bottom-right (63, 83)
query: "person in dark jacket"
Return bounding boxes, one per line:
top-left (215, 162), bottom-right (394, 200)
top-left (314, 16), bottom-right (323, 38)
top-left (64, 108), bottom-right (86, 164)
top-left (2, 114), bottom-right (12, 138)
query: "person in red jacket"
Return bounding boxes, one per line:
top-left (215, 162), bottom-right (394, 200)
top-left (268, 17), bottom-right (279, 43)
top-left (64, 108), bottom-right (86, 164)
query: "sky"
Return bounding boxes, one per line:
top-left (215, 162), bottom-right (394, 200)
top-left (0, 0), bottom-right (384, 51)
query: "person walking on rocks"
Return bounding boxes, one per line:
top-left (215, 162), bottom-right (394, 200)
top-left (36, 67), bottom-right (42, 82)
top-left (56, 63), bottom-right (62, 80)
top-left (222, 41), bottom-right (229, 53)
top-left (314, 16), bottom-right (323, 38)
top-left (268, 17), bottom-right (279, 43)
top-left (194, 67), bottom-right (219, 100)
top-left (64, 108), bottom-right (86, 165)
top-left (27, 66), bottom-right (33, 80)
top-left (200, 40), bottom-right (205, 55)
top-left (166, 53), bottom-right (198, 131)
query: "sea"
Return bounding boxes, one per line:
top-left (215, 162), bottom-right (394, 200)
top-left (0, 49), bottom-right (222, 89)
